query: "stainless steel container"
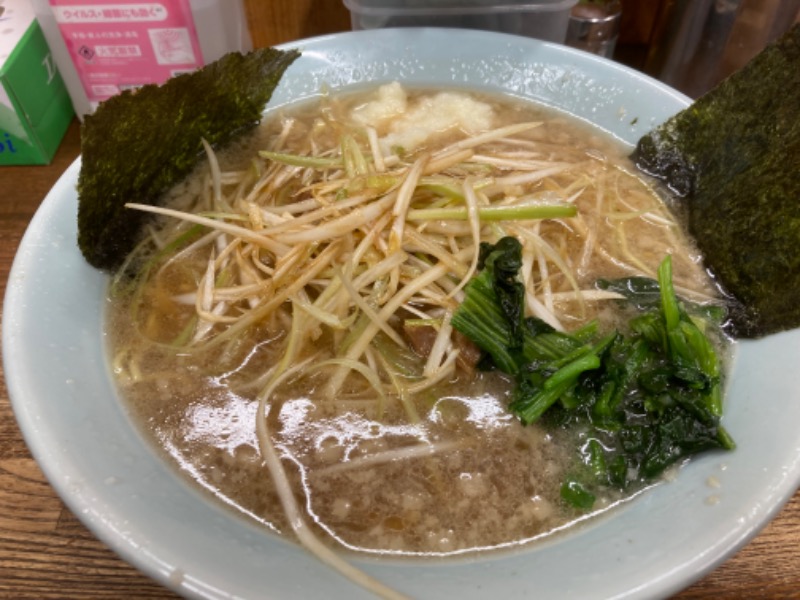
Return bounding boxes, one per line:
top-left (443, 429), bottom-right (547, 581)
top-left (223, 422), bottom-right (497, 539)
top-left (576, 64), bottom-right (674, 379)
top-left (565, 0), bottom-right (622, 58)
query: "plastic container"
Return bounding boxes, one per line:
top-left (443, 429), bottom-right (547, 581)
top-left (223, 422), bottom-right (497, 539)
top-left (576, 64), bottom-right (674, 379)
top-left (644, 0), bottom-right (800, 98)
top-left (343, 0), bottom-right (578, 43)
top-left (29, 0), bottom-right (252, 119)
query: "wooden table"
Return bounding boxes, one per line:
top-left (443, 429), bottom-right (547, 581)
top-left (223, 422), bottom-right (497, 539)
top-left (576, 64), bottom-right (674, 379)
top-left (2, 3), bottom-right (800, 594)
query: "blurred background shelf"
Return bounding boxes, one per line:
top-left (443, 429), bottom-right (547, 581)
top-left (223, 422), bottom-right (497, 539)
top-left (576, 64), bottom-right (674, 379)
top-left (242, 0), bottom-right (800, 98)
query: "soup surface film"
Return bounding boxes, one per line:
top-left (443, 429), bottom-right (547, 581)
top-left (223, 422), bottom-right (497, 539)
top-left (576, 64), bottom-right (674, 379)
top-left (107, 84), bottom-right (722, 556)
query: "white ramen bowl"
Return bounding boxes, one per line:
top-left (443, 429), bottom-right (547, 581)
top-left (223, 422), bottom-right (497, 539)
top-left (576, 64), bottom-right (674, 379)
top-left (5, 28), bottom-right (800, 599)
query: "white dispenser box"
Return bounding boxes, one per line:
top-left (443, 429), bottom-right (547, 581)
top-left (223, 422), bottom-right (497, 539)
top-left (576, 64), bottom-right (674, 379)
top-left (30, 0), bottom-right (252, 119)
top-left (0, 0), bottom-right (74, 165)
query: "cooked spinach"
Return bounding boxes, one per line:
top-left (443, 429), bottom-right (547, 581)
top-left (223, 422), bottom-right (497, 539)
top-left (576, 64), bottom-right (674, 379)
top-left (451, 237), bottom-right (735, 509)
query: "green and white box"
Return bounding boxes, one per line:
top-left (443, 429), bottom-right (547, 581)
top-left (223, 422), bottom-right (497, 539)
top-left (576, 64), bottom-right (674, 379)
top-left (1, 0), bottom-right (73, 165)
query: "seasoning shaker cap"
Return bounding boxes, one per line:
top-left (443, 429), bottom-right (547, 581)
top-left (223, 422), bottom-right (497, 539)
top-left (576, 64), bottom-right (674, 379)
top-left (565, 0), bottom-right (621, 58)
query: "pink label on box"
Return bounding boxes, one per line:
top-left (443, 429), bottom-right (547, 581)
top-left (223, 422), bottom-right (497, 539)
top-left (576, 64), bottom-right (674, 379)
top-left (49, 1), bottom-right (203, 104)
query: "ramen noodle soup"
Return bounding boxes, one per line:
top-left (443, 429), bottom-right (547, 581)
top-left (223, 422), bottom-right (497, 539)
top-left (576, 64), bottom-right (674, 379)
top-left (106, 83), bottom-right (725, 570)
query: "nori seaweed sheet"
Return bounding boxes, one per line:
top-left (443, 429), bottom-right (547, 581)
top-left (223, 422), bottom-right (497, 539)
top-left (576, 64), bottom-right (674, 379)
top-left (633, 24), bottom-right (800, 338)
top-left (77, 47), bottom-right (300, 272)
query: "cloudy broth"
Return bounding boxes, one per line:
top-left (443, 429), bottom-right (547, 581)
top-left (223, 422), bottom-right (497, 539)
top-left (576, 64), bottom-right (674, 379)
top-left (106, 84), bottom-right (720, 557)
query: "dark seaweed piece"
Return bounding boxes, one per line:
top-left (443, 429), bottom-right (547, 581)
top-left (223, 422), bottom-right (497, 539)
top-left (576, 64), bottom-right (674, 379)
top-left (77, 47), bottom-right (300, 272)
top-left (632, 24), bottom-right (800, 338)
